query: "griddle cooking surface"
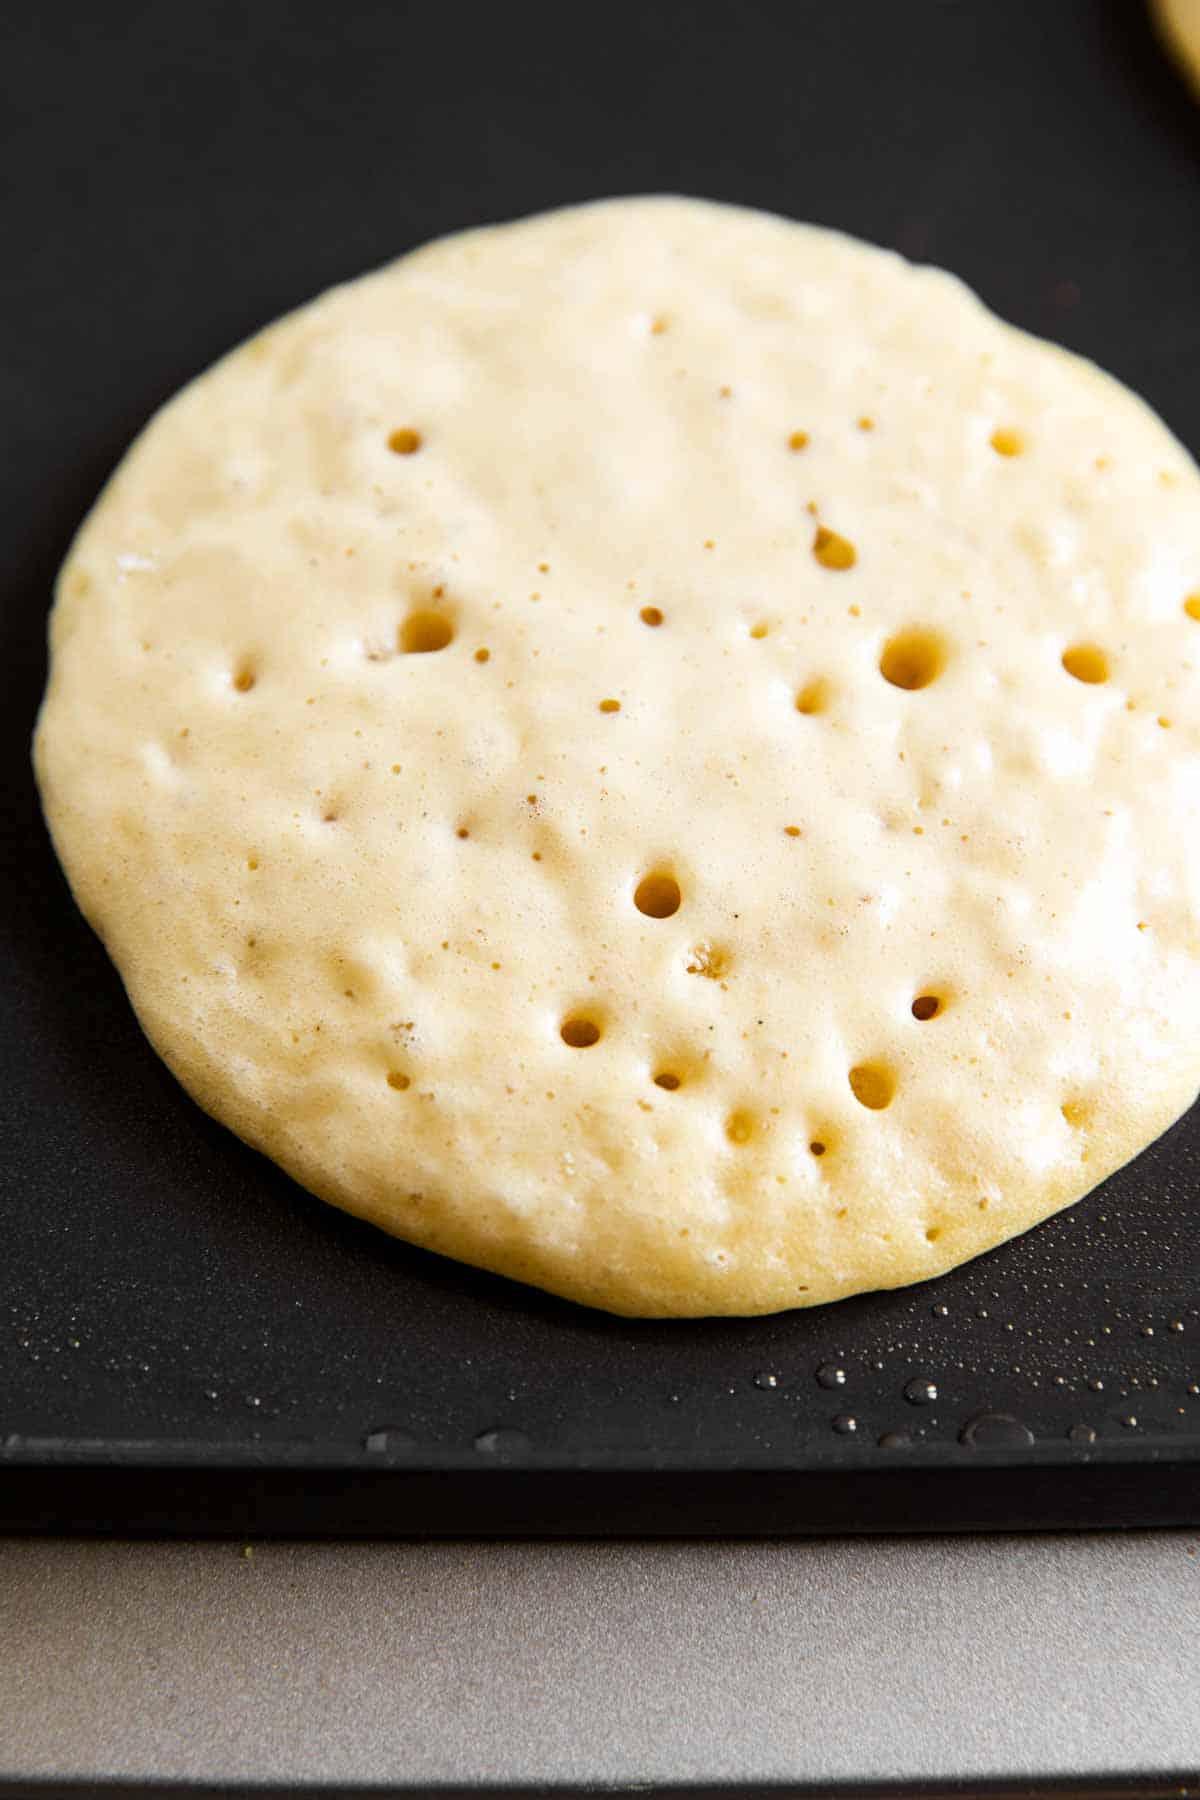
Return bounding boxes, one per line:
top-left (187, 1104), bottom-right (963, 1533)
top-left (3, 0), bottom-right (1198, 1533)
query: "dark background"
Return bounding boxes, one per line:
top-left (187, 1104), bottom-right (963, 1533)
top-left (3, 0), bottom-right (1199, 1530)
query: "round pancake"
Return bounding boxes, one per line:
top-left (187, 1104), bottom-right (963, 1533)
top-left (34, 197), bottom-right (1200, 1317)
top-left (1152, 0), bottom-right (1200, 94)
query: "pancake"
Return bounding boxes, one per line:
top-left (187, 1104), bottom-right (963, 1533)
top-left (1152, 0), bottom-right (1200, 94)
top-left (34, 197), bottom-right (1200, 1315)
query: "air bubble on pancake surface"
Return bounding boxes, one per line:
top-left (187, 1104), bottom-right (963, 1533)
top-left (1061, 643), bottom-right (1108, 684)
top-left (848, 1063), bottom-right (895, 1110)
top-left (880, 629), bottom-right (944, 690)
top-left (686, 943), bottom-right (728, 980)
top-left (812, 525), bottom-right (857, 570)
top-left (387, 428), bottom-right (422, 455)
top-left (560, 1015), bottom-right (601, 1048)
top-left (634, 872), bottom-right (682, 918)
top-left (911, 994), bottom-right (942, 1021)
top-left (1184, 594), bottom-right (1200, 622)
top-left (639, 606), bottom-right (663, 627)
top-left (400, 611), bottom-right (453, 654)
top-left (990, 427), bottom-right (1024, 457)
top-left (795, 677), bottom-right (831, 715)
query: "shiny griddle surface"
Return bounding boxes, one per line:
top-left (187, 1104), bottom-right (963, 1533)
top-left (2, 0), bottom-right (1198, 1533)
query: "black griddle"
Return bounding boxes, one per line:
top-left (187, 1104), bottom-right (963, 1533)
top-left (3, 0), bottom-right (1199, 1537)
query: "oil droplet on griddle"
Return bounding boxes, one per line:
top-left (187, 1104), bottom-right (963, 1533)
top-left (831, 1414), bottom-right (858, 1435)
top-left (753, 1372), bottom-right (780, 1390)
top-left (815, 1362), bottom-right (847, 1389)
top-left (364, 1427), bottom-right (417, 1453)
top-left (903, 1377), bottom-right (938, 1405)
top-left (1067, 1424), bottom-right (1097, 1444)
top-left (958, 1411), bottom-right (1034, 1448)
top-left (474, 1427), bottom-right (531, 1456)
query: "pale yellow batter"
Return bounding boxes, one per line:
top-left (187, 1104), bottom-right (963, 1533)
top-left (35, 198), bottom-right (1200, 1315)
top-left (1153, 0), bottom-right (1200, 94)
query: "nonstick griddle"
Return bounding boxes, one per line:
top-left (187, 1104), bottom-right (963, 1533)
top-left (3, 0), bottom-right (1199, 1536)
